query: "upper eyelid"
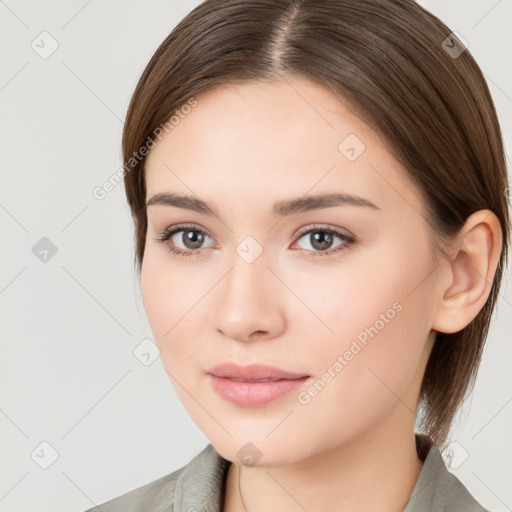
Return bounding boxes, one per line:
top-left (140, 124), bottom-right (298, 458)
top-left (158, 223), bottom-right (355, 244)
top-left (295, 223), bottom-right (354, 239)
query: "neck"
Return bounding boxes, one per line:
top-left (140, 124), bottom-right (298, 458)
top-left (223, 407), bottom-right (424, 512)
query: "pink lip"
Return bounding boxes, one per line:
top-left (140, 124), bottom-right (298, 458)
top-left (208, 362), bottom-right (309, 381)
top-left (207, 363), bottom-right (310, 407)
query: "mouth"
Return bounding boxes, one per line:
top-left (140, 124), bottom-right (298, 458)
top-left (207, 362), bottom-right (310, 407)
top-left (224, 377), bottom-right (296, 382)
top-left (207, 362), bottom-right (309, 381)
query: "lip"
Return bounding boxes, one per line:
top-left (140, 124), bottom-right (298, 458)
top-left (208, 362), bottom-right (309, 381)
top-left (207, 363), bottom-right (310, 407)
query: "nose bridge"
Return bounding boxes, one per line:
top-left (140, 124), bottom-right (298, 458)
top-left (224, 235), bottom-right (269, 306)
top-left (215, 235), bottom-right (279, 339)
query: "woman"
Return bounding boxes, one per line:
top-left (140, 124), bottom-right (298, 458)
top-left (84, 0), bottom-right (509, 510)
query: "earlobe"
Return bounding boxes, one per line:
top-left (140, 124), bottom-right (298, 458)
top-left (431, 210), bottom-right (503, 334)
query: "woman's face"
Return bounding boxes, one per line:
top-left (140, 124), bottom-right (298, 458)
top-left (141, 78), bottom-right (441, 465)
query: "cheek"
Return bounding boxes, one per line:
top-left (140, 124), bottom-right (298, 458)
top-left (141, 252), bottom-right (171, 339)
top-left (289, 234), bottom-right (434, 396)
top-left (287, 237), bottom-right (431, 350)
top-left (140, 251), bottom-right (202, 369)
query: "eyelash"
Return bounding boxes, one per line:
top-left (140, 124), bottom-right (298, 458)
top-left (153, 223), bottom-right (356, 259)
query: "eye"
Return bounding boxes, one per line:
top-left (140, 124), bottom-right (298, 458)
top-left (153, 224), bottom-right (216, 259)
top-left (292, 225), bottom-right (356, 257)
top-left (153, 223), bottom-right (356, 259)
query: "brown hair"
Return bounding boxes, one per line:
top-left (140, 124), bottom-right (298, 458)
top-left (121, 0), bottom-right (509, 449)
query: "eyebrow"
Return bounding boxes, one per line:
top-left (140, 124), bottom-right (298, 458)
top-left (145, 192), bottom-right (380, 218)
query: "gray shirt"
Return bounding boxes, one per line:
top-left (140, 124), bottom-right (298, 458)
top-left (83, 434), bottom-right (488, 511)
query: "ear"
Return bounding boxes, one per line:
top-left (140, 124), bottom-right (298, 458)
top-left (431, 209), bottom-right (503, 334)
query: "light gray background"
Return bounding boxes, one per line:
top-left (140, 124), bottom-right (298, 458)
top-left (1, 1), bottom-right (511, 511)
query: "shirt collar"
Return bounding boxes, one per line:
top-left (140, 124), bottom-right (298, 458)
top-left (169, 434), bottom-right (483, 512)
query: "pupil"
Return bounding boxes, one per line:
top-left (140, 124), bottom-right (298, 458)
top-left (312, 231), bottom-right (333, 251)
top-left (183, 230), bottom-right (204, 249)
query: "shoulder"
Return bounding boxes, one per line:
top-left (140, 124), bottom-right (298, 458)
top-left (81, 465), bottom-right (183, 512)
top-left (437, 468), bottom-right (490, 511)
top-left (406, 435), bottom-right (490, 512)
top-left (80, 444), bottom-right (220, 512)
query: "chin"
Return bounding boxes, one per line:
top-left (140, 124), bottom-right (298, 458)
top-left (208, 435), bottom-right (310, 468)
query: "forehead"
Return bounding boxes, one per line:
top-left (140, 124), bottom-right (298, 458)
top-left (144, 79), bottom-right (421, 217)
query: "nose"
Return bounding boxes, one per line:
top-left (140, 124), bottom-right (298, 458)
top-left (214, 246), bottom-right (286, 343)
